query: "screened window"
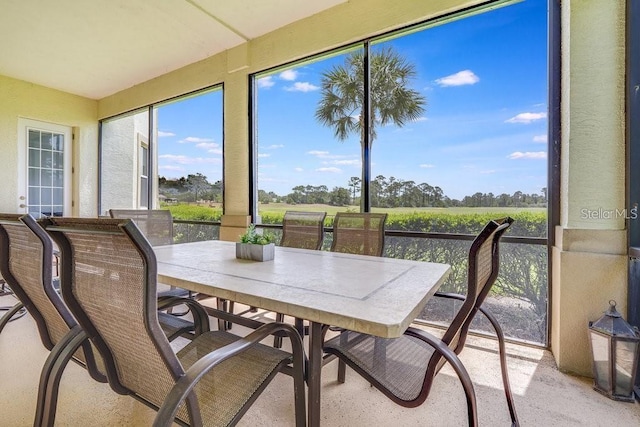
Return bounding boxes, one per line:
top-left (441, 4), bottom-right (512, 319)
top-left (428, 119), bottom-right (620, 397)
top-left (252, 0), bottom-right (549, 345)
top-left (100, 86), bottom-right (223, 218)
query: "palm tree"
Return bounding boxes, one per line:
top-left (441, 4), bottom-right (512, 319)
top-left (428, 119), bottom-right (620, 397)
top-left (315, 47), bottom-right (426, 209)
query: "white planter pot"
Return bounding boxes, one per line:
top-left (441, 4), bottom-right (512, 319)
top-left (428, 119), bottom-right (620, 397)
top-left (235, 242), bottom-right (275, 262)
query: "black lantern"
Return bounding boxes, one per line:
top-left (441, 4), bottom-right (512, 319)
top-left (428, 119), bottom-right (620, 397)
top-left (588, 300), bottom-right (640, 401)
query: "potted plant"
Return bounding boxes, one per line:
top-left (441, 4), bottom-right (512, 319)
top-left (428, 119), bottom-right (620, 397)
top-left (235, 224), bottom-right (276, 261)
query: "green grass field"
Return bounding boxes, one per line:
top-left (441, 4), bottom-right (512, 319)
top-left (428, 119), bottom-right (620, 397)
top-left (166, 202), bottom-right (547, 220)
top-left (257, 203), bottom-right (546, 217)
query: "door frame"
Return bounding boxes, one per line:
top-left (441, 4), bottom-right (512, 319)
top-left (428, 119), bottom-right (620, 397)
top-left (17, 118), bottom-right (73, 216)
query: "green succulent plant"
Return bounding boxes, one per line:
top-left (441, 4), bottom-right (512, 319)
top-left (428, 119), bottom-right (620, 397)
top-left (239, 224), bottom-right (274, 245)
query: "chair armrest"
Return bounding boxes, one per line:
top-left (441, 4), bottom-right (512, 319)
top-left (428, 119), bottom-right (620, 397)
top-left (157, 296), bottom-right (210, 335)
top-left (153, 322), bottom-right (305, 427)
top-left (433, 291), bottom-right (465, 301)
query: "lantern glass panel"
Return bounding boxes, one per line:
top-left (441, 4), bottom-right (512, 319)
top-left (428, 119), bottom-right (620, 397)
top-left (590, 330), bottom-right (611, 390)
top-left (614, 339), bottom-right (639, 396)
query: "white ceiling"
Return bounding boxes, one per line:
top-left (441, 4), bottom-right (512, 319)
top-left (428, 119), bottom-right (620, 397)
top-left (0, 0), bottom-right (346, 99)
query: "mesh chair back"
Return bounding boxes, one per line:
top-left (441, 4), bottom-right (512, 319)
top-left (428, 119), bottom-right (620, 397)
top-left (0, 214), bottom-right (73, 350)
top-left (430, 217), bottom-right (513, 373)
top-left (330, 212), bottom-right (387, 256)
top-left (109, 209), bottom-right (174, 246)
top-left (41, 217), bottom-right (187, 417)
top-left (281, 211), bottom-right (326, 250)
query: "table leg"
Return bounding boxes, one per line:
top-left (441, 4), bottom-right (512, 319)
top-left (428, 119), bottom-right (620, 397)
top-left (308, 321), bottom-right (323, 427)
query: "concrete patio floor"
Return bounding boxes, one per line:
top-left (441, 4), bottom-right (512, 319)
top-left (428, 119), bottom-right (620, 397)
top-left (1, 294), bottom-right (639, 426)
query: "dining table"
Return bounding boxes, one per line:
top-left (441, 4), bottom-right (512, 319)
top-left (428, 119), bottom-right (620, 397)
top-left (154, 240), bottom-right (451, 427)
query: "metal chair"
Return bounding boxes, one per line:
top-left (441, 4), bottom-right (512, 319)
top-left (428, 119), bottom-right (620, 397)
top-left (323, 217), bottom-right (519, 427)
top-left (0, 213), bottom-right (107, 426)
top-left (280, 211), bottom-right (327, 250)
top-left (272, 211), bottom-right (327, 347)
top-left (41, 217), bottom-right (306, 427)
top-left (330, 212), bottom-right (387, 256)
top-left (0, 213), bottom-right (210, 426)
top-left (109, 208), bottom-right (205, 316)
top-left (108, 208), bottom-right (174, 246)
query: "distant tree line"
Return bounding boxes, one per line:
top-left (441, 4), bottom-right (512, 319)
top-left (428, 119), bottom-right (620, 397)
top-left (159, 173), bottom-right (222, 203)
top-left (259, 175), bottom-right (546, 208)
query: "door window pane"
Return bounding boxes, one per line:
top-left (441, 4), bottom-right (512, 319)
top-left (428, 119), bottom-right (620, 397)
top-left (52, 134), bottom-right (64, 151)
top-left (52, 152), bottom-right (63, 169)
top-left (28, 130), bottom-right (40, 148)
top-left (41, 132), bottom-right (53, 150)
top-left (29, 168), bottom-right (40, 186)
top-left (52, 170), bottom-right (63, 187)
top-left (29, 187), bottom-right (39, 205)
top-left (26, 127), bottom-right (66, 218)
top-left (28, 149), bottom-right (40, 167)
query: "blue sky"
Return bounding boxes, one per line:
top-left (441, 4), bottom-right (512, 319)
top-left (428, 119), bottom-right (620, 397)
top-left (156, 0), bottom-right (547, 201)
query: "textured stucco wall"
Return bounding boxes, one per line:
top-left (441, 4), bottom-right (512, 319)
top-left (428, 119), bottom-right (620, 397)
top-left (552, 0), bottom-right (627, 376)
top-left (0, 75), bottom-right (97, 216)
top-left (561, 0), bottom-right (626, 230)
top-left (100, 113), bottom-right (147, 215)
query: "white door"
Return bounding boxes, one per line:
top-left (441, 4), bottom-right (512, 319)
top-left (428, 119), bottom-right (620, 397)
top-left (17, 119), bottom-right (72, 218)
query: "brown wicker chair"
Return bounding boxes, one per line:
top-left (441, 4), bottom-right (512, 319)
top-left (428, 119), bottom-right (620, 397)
top-left (40, 217), bottom-right (306, 427)
top-left (330, 212), bottom-right (387, 256)
top-left (323, 217), bottom-right (519, 427)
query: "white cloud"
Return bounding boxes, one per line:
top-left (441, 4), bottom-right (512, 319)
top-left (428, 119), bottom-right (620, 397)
top-left (159, 165), bottom-right (182, 171)
top-left (508, 151), bottom-right (547, 159)
top-left (294, 167), bottom-right (304, 172)
top-left (180, 136), bottom-right (214, 144)
top-left (533, 134), bottom-right (547, 143)
top-left (308, 150), bottom-right (354, 160)
top-left (419, 164), bottom-right (435, 168)
top-left (316, 167), bottom-right (342, 173)
top-left (480, 170), bottom-right (496, 174)
top-left (308, 150), bottom-right (329, 157)
top-left (279, 69), bottom-right (298, 81)
top-left (157, 131), bottom-right (175, 137)
top-left (505, 112), bottom-right (547, 124)
top-left (158, 154), bottom-right (222, 164)
top-left (266, 144), bottom-right (284, 149)
top-left (195, 142), bottom-right (219, 150)
top-left (331, 159), bottom-right (360, 166)
top-left (258, 153), bottom-right (270, 158)
top-left (257, 76), bottom-right (275, 88)
top-left (435, 70), bottom-right (479, 87)
top-left (284, 82), bottom-right (319, 92)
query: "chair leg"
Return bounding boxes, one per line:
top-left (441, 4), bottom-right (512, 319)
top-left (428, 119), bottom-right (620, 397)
top-left (479, 307), bottom-right (520, 426)
top-left (35, 326), bottom-right (89, 427)
top-left (0, 301), bottom-right (25, 333)
top-left (273, 313), bottom-right (285, 348)
top-left (337, 332), bottom-right (347, 383)
top-left (216, 298), bottom-right (231, 331)
top-left (289, 329), bottom-right (307, 427)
